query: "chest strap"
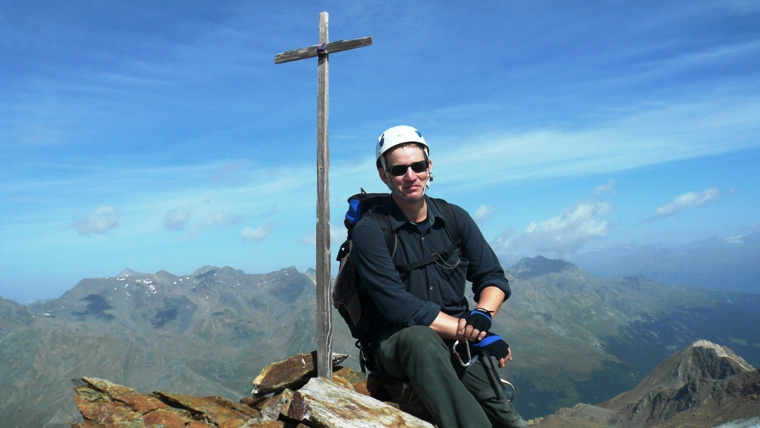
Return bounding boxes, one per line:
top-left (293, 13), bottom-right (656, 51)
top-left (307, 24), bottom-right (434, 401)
top-left (395, 242), bottom-right (459, 273)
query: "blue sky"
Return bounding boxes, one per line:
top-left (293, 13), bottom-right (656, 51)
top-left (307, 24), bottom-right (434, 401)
top-left (2, 1), bottom-right (759, 303)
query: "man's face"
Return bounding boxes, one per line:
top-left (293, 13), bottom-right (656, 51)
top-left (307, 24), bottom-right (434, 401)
top-left (379, 145), bottom-right (432, 202)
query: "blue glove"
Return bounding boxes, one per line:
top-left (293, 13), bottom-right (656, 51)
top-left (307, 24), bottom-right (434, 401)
top-left (462, 308), bottom-right (493, 334)
top-left (474, 332), bottom-right (509, 360)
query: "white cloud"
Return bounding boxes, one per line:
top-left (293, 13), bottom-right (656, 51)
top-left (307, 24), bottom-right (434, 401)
top-left (474, 204), bottom-right (497, 222)
top-left (181, 210), bottom-right (244, 240)
top-left (202, 211), bottom-right (243, 227)
top-left (300, 224), bottom-right (346, 246)
top-left (241, 224), bottom-right (275, 244)
top-left (649, 187), bottom-right (721, 221)
top-left (162, 208), bottom-right (190, 231)
top-left (495, 199), bottom-right (613, 258)
top-left (73, 206), bottom-right (119, 236)
top-left (434, 94), bottom-right (760, 194)
top-left (593, 179), bottom-right (616, 196)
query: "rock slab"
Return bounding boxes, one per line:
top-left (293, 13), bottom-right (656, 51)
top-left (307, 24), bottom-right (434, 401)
top-left (252, 351), bottom-right (348, 396)
top-left (287, 377), bottom-right (434, 428)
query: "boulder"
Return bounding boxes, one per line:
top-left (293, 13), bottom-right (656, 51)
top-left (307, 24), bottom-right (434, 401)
top-left (287, 377), bottom-right (434, 427)
top-left (252, 351), bottom-right (348, 396)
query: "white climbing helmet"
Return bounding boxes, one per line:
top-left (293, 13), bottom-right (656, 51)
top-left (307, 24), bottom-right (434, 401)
top-left (375, 125), bottom-right (429, 169)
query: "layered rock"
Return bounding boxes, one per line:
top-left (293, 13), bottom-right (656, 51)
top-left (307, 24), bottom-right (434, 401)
top-left (72, 352), bottom-right (434, 428)
top-left (73, 377), bottom-right (260, 428)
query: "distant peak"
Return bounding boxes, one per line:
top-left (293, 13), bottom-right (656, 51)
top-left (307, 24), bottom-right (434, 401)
top-left (508, 256), bottom-right (577, 279)
top-left (692, 340), bottom-right (726, 356)
top-left (691, 340), bottom-right (755, 372)
top-left (117, 268), bottom-right (143, 278)
top-left (192, 266), bottom-right (219, 277)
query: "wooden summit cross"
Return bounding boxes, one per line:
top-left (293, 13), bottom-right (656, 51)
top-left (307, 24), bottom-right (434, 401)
top-left (274, 12), bottom-right (371, 379)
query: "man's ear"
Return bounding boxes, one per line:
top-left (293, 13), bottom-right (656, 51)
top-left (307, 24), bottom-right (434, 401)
top-left (378, 167), bottom-right (389, 183)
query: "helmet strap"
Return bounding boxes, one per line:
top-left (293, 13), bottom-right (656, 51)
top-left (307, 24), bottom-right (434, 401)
top-left (383, 172), bottom-right (429, 202)
top-left (379, 148), bottom-right (431, 200)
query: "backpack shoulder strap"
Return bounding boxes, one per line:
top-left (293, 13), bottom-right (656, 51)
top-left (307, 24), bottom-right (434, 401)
top-left (431, 198), bottom-right (461, 247)
top-left (366, 211), bottom-right (398, 259)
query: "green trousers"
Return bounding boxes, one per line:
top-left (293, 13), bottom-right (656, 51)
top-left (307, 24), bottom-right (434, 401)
top-left (374, 325), bottom-right (525, 428)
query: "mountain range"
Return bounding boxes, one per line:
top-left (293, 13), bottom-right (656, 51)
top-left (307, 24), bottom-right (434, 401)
top-left (569, 232), bottom-right (760, 294)
top-left (496, 256), bottom-right (760, 418)
top-left (1, 257), bottom-right (759, 426)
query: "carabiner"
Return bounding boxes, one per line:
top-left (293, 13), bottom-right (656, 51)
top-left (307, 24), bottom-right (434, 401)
top-left (451, 340), bottom-right (473, 367)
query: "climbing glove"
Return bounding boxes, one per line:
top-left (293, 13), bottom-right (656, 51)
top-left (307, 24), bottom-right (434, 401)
top-left (462, 307), bottom-right (493, 334)
top-left (473, 332), bottom-right (510, 360)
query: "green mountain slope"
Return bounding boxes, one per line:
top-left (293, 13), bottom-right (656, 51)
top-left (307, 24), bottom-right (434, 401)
top-left (0, 266), bottom-right (357, 428)
top-left (491, 256), bottom-right (760, 418)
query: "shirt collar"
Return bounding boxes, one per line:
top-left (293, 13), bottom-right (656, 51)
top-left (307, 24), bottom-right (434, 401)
top-left (383, 195), bottom-right (446, 231)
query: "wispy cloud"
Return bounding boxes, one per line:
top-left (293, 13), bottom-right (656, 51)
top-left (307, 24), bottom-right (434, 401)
top-left (435, 95), bottom-right (760, 194)
top-left (593, 179), bottom-right (616, 196)
top-left (162, 208), bottom-right (190, 231)
top-left (474, 204), bottom-right (497, 222)
top-left (241, 224), bottom-right (275, 244)
top-left (185, 211), bottom-right (244, 239)
top-left (201, 211), bottom-right (243, 227)
top-left (73, 206), bottom-right (119, 236)
top-left (300, 224), bottom-right (346, 246)
top-left (647, 187), bottom-right (732, 221)
top-left (493, 189), bottom-right (613, 258)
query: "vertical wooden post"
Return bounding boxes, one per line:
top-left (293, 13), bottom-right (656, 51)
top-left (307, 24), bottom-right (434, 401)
top-left (315, 11), bottom-right (332, 379)
top-left (273, 13), bottom-right (371, 380)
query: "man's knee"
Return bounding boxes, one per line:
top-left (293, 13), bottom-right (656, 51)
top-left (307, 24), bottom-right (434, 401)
top-left (394, 326), bottom-right (447, 356)
top-left (398, 325), bottom-right (445, 348)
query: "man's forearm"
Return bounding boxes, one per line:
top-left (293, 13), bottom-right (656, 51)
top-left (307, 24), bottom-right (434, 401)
top-left (475, 286), bottom-right (506, 316)
top-left (429, 285), bottom-right (506, 341)
top-left (429, 311), bottom-right (462, 340)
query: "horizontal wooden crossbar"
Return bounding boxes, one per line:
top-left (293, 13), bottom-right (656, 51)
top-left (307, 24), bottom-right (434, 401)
top-left (274, 36), bottom-right (373, 64)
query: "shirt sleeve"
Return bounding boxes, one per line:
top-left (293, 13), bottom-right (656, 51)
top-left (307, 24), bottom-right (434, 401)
top-left (450, 205), bottom-right (512, 302)
top-left (351, 216), bottom-right (441, 327)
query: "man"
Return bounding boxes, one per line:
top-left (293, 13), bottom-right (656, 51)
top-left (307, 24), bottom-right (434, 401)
top-left (351, 125), bottom-right (525, 428)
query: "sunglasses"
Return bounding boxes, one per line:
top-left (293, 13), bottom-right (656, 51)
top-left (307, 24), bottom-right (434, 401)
top-left (385, 160), bottom-right (429, 177)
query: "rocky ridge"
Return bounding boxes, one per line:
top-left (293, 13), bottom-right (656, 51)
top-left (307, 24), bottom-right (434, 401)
top-left (72, 351), bottom-right (435, 428)
top-left (529, 340), bottom-right (760, 428)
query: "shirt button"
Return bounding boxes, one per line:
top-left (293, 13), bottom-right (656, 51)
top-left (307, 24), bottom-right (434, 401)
top-left (429, 286), bottom-right (433, 290)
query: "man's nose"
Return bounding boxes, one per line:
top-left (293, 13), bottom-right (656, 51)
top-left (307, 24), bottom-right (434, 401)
top-left (404, 165), bottom-right (416, 180)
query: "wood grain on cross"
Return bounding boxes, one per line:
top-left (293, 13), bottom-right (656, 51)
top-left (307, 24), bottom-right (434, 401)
top-left (274, 12), bottom-right (371, 379)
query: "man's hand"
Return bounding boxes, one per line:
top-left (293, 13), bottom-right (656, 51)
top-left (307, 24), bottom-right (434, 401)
top-left (456, 308), bottom-right (493, 342)
top-left (498, 346), bottom-right (512, 368)
top-left (473, 332), bottom-right (510, 366)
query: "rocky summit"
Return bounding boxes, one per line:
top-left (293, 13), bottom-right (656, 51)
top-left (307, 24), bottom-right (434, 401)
top-left (69, 341), bottom-right (760, 428)
top-left (71, 351), bottom-right (435, 428)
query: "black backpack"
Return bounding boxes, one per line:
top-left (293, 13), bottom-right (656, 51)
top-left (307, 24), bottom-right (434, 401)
top-left (332, 189), bottom-right (461, 371)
